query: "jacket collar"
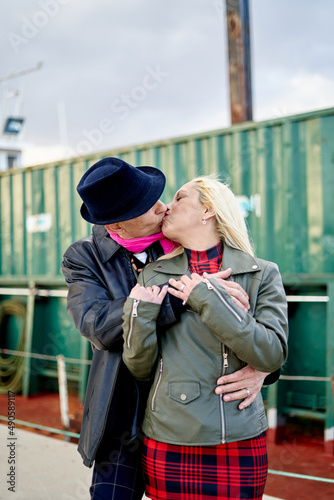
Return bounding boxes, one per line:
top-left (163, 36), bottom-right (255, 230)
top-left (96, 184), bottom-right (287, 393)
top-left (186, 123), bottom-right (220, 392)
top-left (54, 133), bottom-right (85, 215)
top-left (92, 229), bottom-right (261, 276)
top-left (152, 250), bottom-right (190, 276)
top-left (222, 243), bottom-right (261, 275)
top-left (152, 243), bottom-right (261, 276)
top-left (92, 225), bottom-right (121, 263)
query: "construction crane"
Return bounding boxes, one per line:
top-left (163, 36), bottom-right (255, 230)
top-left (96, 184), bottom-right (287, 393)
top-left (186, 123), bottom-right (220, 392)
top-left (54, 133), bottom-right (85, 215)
top-left (0, 62), bottom-right (43, 170)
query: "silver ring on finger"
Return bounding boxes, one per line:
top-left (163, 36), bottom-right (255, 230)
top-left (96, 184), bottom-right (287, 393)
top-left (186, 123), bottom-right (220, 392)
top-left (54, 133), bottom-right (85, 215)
top-left (180, 284), bottom-right (186, 291)
top-left (245, 388), bottom-right (250, 397)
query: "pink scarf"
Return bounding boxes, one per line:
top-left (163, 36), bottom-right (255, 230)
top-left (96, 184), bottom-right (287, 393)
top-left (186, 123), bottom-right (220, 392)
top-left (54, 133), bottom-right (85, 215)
top-left (107, 230), bottom-right (178, 254)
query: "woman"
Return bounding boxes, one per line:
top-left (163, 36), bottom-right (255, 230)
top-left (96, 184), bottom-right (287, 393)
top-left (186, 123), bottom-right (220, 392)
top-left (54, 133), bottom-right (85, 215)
top-left (122, 176), bottom-right (288, 500)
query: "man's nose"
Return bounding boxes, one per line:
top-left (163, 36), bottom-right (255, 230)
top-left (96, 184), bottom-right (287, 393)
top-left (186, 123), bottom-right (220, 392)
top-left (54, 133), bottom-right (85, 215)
top-left (156, 200), bottom-right (167, 213)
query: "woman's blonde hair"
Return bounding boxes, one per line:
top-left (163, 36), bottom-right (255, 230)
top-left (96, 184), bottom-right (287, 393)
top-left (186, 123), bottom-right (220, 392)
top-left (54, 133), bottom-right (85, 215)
top-left (192, 175), bottom-right (254, 256)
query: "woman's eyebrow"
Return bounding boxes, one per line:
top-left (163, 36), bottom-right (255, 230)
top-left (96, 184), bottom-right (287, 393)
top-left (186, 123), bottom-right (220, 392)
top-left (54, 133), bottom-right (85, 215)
top-left (175, 189), bottom-right (187, 198)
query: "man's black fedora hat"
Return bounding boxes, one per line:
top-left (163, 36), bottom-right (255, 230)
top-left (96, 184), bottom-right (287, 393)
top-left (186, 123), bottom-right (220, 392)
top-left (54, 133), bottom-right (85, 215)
top-left (77, 157), bottom-right (166, 224)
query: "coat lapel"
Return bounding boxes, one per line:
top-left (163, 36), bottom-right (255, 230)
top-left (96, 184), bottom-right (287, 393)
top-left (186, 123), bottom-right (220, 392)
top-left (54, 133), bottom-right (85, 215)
top-left (151, 243), bottom-right (260, 278)
top-left (221, 243), bottom-right (261, 276)
top-left (93, 225), bottom-right (120, 263)
top-left (152, 250), bottom-right (190, 277)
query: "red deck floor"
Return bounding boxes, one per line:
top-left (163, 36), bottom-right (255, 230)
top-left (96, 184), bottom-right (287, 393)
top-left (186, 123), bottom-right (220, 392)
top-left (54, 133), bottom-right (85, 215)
top-left (0, 393), bottom-right (333, 500)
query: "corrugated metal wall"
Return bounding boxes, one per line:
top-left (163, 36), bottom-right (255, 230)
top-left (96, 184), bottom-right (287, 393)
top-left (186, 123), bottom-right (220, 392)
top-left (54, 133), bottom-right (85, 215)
top-left (0, 107), bottom-right (334, 282)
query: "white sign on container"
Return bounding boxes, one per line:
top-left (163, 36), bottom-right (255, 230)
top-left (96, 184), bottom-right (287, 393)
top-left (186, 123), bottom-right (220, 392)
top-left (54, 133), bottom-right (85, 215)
top-left (26, 213), bottom-right (52, 233)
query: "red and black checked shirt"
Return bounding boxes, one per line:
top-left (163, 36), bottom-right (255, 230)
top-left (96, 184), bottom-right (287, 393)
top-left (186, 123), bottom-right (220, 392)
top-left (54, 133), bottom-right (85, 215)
top-left (185, 241), bottom-right (223, 276)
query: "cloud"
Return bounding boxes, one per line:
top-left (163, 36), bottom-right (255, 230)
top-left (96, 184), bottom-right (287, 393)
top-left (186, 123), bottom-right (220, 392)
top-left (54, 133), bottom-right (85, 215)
top-left (1, 0), bottom-right (334, 166)
top-left (255, 72), bottom-right (334, 120)
top-left (22, 144), bottom-right (76, 166)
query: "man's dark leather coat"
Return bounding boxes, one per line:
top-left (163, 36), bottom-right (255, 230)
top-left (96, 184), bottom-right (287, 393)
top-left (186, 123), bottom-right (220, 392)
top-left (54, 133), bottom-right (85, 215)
top-left (61, 224), bottom-right (175, 467)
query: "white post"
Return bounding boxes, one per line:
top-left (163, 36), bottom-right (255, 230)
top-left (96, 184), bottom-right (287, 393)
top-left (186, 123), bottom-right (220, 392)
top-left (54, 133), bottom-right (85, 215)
top-left (57, 354), bottom-right (70, 440)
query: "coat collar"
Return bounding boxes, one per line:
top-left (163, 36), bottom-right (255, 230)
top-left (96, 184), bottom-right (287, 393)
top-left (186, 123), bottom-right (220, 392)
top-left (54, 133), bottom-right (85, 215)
top-left (152, 250), bottom-right (190, 276)
top-left (152, 243), bottom-right (261, 276)
top-left (221, 243), bottom-right (261, 275)
top-left (92, 229), bottom-right (261, 276)
top-left (92, 224), bottom-right (121, 263)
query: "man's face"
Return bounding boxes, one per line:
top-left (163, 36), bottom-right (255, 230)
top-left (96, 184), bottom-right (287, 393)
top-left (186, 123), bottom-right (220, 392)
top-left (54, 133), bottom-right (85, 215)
top-left (105, 200), bottom-right (167, 239)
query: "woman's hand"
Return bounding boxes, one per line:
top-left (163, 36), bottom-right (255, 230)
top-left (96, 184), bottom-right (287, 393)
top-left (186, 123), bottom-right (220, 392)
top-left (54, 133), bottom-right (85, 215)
top-left (129, 284), bottom-right (168, 304)
top-left (168, 273), bottom-right (203, 304)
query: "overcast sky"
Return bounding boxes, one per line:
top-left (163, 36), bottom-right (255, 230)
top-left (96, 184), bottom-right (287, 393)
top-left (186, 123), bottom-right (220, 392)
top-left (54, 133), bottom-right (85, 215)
top-left (1, 0), bottom-right (334, 166)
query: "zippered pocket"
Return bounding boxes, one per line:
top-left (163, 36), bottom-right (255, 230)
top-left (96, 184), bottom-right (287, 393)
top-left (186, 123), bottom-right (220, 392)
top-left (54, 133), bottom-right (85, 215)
top-left (126, 299), bottom-right (139, 348)
top-left (202, 279), bottom-right (243, 322)
top-left (151, 358), bottom-right (163, 411)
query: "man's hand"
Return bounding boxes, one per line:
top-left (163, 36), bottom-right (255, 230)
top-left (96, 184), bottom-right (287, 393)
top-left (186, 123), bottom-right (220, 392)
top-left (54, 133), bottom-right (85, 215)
top-left (203, 268), bottom-right (250, 312)
top-left (215, 365), bottom-right (269, 410)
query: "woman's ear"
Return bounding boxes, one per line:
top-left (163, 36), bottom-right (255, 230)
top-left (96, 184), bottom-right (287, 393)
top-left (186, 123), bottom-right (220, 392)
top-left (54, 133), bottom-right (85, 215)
top-left (104, 222), bottom-right (124, 235)
top-left (203, 208), bottom-right (216, 222)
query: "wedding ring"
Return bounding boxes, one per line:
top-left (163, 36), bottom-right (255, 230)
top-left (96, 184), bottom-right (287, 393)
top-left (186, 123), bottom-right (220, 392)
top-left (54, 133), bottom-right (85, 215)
top-left (180, 284), bottom-right (186, 291)
top-left (245, 388), bottom-right (250, 397)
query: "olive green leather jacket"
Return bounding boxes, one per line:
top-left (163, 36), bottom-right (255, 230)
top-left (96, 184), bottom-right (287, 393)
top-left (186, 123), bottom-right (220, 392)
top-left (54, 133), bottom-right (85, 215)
top-left (122, 244), bottom-right (288, 445)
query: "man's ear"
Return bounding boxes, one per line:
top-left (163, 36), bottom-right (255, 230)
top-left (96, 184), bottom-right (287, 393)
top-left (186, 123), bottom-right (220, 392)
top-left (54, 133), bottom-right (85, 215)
top-left (104, 222), bottom-right (124, 235)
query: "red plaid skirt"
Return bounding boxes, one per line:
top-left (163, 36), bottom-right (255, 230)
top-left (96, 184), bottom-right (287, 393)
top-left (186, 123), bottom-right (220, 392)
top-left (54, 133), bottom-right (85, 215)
top-left (142, 433), bottom-right (268, 500)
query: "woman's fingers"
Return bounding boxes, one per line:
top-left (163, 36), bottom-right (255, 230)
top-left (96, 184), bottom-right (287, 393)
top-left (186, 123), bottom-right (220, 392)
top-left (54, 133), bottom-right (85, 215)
top-left (145, 284), bottom-right (168, 303)
top-left (129, 284), bottom-right (168, 304)
top-left (169, 275), bottom-right (192, 289)
top-left (167, 286), bottom-right (184, 299)
top-left (168, 274), bottom-right (203, 304)
top-left (157, 285), bottom-right (169, 301)
top-left (129, 283), bottom-right (145, 299)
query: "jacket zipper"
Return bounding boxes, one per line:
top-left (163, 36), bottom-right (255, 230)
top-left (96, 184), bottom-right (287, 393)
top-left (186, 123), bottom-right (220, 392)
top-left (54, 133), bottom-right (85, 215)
top-left (126, 299), bottom-right (139, 348)
top-left (203, 279), bottom-right (243, 322)
top-left (151, 358), bottom-right (163, 411)
top-left (220, 345), bottom-right (229, 443)
top-left (203, 276), bottom-right (232, 443)
top-left (223, 345), bottom-right (229, 370)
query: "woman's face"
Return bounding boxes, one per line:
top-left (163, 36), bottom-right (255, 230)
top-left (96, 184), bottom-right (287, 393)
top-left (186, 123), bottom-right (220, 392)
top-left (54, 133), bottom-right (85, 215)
top-left (162, 182), bottom-right (207, 244)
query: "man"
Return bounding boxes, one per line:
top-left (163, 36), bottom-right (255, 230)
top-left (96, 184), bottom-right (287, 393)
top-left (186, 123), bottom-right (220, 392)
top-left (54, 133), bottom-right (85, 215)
top-left (62, 157), bottom-right (274, 499)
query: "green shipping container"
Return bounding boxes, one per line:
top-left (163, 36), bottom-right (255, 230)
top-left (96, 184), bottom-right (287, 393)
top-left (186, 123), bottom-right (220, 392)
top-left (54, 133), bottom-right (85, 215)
top-left (0, 107), bottom-right (333, 448)
top-left (0, 107), bottom-right (333, 278)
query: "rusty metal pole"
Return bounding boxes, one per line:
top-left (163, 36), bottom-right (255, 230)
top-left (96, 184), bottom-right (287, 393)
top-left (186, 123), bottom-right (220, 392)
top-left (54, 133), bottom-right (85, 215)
top-left (225, 0), bottom-right (253, 124)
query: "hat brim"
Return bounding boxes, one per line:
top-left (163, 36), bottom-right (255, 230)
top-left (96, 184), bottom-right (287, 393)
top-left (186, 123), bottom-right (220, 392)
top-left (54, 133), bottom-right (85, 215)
top-left (80, 166), bottom-right (166, 224)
